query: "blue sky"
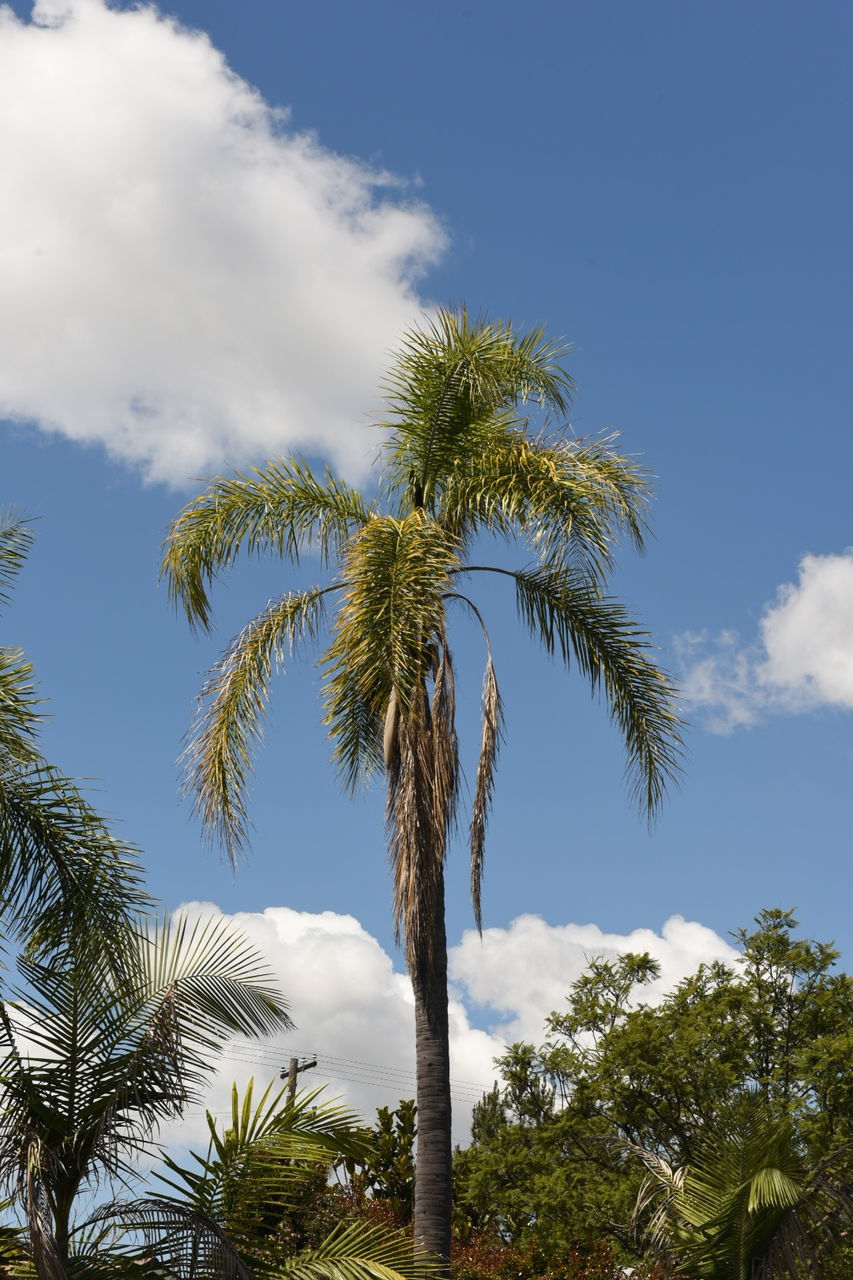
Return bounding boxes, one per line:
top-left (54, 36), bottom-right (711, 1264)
top-left (2, 0), bottom-right (851, 1121)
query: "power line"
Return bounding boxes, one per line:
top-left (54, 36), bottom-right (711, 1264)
top-left (226, 1038), bottom-right (497, 1094)
top-left (215, 1040), bottom-right (496, 1105)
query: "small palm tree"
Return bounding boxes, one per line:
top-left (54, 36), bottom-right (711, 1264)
top-left (630, 1094), bottom-right (852, 1279)
top-left (126, 1079), bottom-right (438, 1280)
top-left (163, 307), bottom-right (683, 1265)
top-left (0, 510), bottom-right (146, 958)
top-left (0, 912), bottom-right (292, 1279)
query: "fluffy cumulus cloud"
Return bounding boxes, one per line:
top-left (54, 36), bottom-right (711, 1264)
top-left (677, 551), bottom-right (853, 732)
top-left (449, 912), bottom-right (738, 1043)
top-left (172, 902), bottom-right (500, 1151)
top-left (165, 902), bottom-right (735, 1153)
top-left (0, 0), bottom-right (444, 483)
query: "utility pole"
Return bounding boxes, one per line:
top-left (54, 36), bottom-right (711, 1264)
top-left (282, 1055), bottom-right (317, 1104)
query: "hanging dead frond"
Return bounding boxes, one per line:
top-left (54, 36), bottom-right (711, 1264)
top-left (386, 639), bottom-right (458, 998)
top-left (383, 688), bottom-right (399, 772)
top-left (22, 1140), bottom-right (65, 1280)
top-left (430, 641), bottom-right (459, 863)
top-left (469, 654), bottom-right (503, 933)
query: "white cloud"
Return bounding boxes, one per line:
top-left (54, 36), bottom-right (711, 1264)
top-left (0, 0), bottom-right (444, 484)
top-left (677, 552), bottom-right (853, 732)
top-left (171, 902), bottom-right (500, 1152)
top-left (449, 913), bottom-right (738, 1043)
top-left (162, 903), bottom-right (735, 1157)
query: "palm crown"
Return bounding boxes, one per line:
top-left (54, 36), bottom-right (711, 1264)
top-left (163, 308), bottom-right (682, 974)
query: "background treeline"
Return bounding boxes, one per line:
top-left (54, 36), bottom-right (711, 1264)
top-left (298, 910), bottom-right (851, 1278)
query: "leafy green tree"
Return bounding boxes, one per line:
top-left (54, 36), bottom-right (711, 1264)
top-left (162, 307), bottom-right (682, 1264)
top-left (340, 1100), bottom-right (418, 1227)
top-left (455, 911), bottom-right (853, 1261)
top-left (0, 913), bottom-right (292, 1279)
top-left (0, 510), bottom-right (146, 960)
top-left (629, 1092), bottom-right (852, 1279)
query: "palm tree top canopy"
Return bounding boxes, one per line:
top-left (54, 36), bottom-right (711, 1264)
top-left (162, 307), bottom-right (682, 950)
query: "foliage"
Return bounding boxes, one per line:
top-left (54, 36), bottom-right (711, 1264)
top-left (340, 1101), bottom-right (417, 1226)
top-left (0, 914), bottom-right (292, 1279)
top-left (454, 911), bottom-right (853, 1265)
top-left (451, 1232), bottom-right (668, 1280)
top-left (628, 1092), bottom-right (852, 1279)
top-left (145, 1080), bottom-right (438, 1280)
top-left (0, 510), bottom-right (147, 964)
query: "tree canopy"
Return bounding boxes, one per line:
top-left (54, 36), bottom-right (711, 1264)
top-left (454, 910), bottom-right (852, 1269)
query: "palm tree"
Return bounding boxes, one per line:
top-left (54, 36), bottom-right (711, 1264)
top-left (0, 509), bottom-right (146, 958)
top-left (0, 911), bottom-right (293, 1280)
top-left (162, 307), bottom-right (683, 1266)
top-left (629, 1093), bottom-right (852, 1279)
top-left (125, 1078), bottom-right (438, 1280)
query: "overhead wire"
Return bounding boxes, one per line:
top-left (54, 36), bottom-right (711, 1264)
top-left (203, 1037), bottom-right (498, 1106)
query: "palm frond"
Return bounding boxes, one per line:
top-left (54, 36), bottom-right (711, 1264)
top-left (385, 705), bottom-right (448, 982)
top-left (380, 307), bottom-right (574, 511)
top-left (149, 1081), bottom-right (424, 1280)
top-left (137, 913), bottom-right (292, 1056)
top-left (468, 654), bottom-right (502, 935)
top-left (629, 1096), bottom-right (853, 1280)
top-left (441, 429), bottom-right (651, 576)
top-left (0, 510), bottom-right (35, 614)
top-left (87, 1196), bottom-right (254, 1280)
top-left (0, 914), bottom-right (291, 1217)
top-left (184, 586), bottom-right (331, 863)
top-left (275, 1217), bottom-right (439, 1280)
top-left (0, 760), bottom-right (148, 957)
top-left (387, 637), bottom-right (459, 982)
top-left (0, 645), bottom-right (42, 766)
top-left (157, 1080), bottom-right (372, 1232)
top-left (503, 566), bottom-right (682, 819)
top-left (162, 459), bottom-right (369, 631)
top-left (323, 513), bottom-right (460, 794)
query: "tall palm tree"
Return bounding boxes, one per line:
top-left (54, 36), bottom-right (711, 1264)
top-left (629, 1093), bottom-right (852, 1279)
top-left (162, 308), bottom-right (683, 1266)
top-left (0, 510), bottom-right (146, 958)
top-left (0, 911), bottom-right (293, 1280)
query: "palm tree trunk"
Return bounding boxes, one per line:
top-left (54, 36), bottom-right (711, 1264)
top-left (413, 868), bottom-right (452, 1273)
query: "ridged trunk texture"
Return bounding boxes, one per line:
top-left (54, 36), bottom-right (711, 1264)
top-left (413, 869), bottom-right (452, 1273)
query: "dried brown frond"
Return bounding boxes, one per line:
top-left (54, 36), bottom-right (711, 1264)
top-left (386, 640), bottom-right (459, 998)
top-left (382, 687), bottom-right (399, 772)
top-left (470, 655), bottom-right (503, 932)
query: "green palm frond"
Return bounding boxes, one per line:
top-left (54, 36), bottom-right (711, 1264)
top-left (380, 307), bottom-right (574, 511)
top-left (324, 513), bottom-right (461, 791)
top-left (461, 565), bottom-right (682, 819)
top-left (440, 429), bottom-right (651, 577)
top-left (0, 914), bottom-right (291, 1217)
top-left (156, 1081), bottom-right (372, 1233)
top-left (145, 1080), bottom-right (437, 1280)
top-left (184, 585), bottom-right (333, 862)
top-left (0, 511), bottom-right (35, 614)
top-left (0, 760), bottom-right (148, 957)
top-left (162, 459), bottom-right (370, 631)
top-left (0, 511), bottom-right (42, 775)
top-left (137, 913), bottom-right (292, 1054)
top-left (630, 1095), bottom-right (853, 1279)
top-left (85, 1196), bottom-right (254, 1280)
top-left (0, 646), bottom-right (42, 766)
top-left (274, 1218), bottom-right (439, 1280)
